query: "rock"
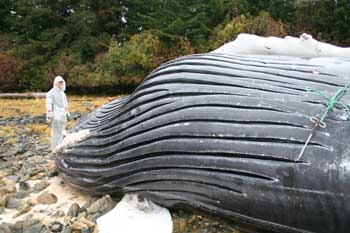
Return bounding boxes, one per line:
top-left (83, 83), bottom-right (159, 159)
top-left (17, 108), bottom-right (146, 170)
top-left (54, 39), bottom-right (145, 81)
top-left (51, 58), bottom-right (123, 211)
top-left (0, 222), bottom-right (12, 233)
top-left (49, 221), bottom-right (63, 232)
top-left (77, 210), bottom-right (87, 219)
top-left (67, 203), bottom-right (80, 217)
top-left (12, 217), bottom-right (50, 233)
top-left (63, 216), bottom-right (72, 225)
top-left (13, 190), bottom-right (29, 199)
top-left (54, 210), bottom-right (65, 217)
top-left (6, 197), bottom-right (23, 210)
top-left (87, 195), bottom-right (114, 215)
top-left (5, 175), bottom-right (19, 182)
top-left (44, 160), bottom-right (57, 177)
top-left (79, 217), bottom-right (96, 228)
top-left (173, 217), bottom-right (187, 233)
top-left (0, 194), bottom-right (10, 208)
top-left (19, 181), bottom-right (31, 191)
top-left (22, 151), bottom-right (34, 158)
top-left (4, 148), bottom-right (19, 157)
top-left (0, 178), bottom-right (16, 195)
top-left (61, 225), bottom-right (72, 233)
top-left (0, 171), bottom-right (8, 179)
top-left (12, 204), bottom-right (31, 218)
top-left (35, 144), bottom-right (50, 152)
top-left (25, 199), bottom-right (35, 207)
top-left (37, 191), bottom-right (57, 205)
top-left (33, 180), bottom-right (49, 193)
top-left (71, 221), bottom-right (89, 232)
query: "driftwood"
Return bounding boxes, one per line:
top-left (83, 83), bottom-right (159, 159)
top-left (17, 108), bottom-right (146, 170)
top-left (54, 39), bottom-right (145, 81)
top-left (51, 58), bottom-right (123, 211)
top-left (0, 92), bottom-right (46, 99)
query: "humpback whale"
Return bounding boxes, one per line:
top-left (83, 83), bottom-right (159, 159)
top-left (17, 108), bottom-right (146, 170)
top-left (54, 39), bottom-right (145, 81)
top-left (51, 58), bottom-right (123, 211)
top-left (56, 53), bottom-right (350, 233)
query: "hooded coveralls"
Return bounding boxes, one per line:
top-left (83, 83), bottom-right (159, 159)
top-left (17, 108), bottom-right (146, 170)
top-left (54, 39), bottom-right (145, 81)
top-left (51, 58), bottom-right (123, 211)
top-left (46, 76), bottom-right (69, 151)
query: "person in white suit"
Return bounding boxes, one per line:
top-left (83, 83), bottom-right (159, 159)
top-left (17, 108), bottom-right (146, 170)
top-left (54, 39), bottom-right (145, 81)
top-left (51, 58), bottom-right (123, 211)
top-left (46, 76), bottom-right (70, 151)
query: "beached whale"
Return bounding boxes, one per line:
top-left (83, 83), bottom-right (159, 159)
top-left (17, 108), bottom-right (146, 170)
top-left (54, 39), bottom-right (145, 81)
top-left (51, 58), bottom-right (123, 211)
top-left (55, 53), bottom-right (350, 233)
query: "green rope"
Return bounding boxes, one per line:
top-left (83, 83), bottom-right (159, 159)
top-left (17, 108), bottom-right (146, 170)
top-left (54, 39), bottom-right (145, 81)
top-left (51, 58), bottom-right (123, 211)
top-left (295, 81), bottom-right (350, 161)
top-left (306, 81), bottom-right (350, 124)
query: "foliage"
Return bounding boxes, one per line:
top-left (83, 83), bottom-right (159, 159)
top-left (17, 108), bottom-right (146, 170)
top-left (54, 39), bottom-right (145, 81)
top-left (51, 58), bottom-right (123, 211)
top-left (101, 31), bottom-right (162, 85)
top-left (211, 11), bottom-right (287, 49)
top-left (0, 0), bottom-right (348, 92)
top-left (294, 0), bottom-right (350, 45)
top-left (0, 53), bottom-right (24, 92)
top-left (100, 31), bottom-right (195, 86)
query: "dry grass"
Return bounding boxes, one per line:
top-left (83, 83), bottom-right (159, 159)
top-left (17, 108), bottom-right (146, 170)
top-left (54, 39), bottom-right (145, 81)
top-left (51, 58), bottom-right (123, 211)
top-left (0, 125), bottom-right (19, 137)
top-left (0, 125), bottom-right (13, 136)
top-left (0, 95), bottom-right (119, 119)
top-left (25, 124), bottom-right (51, 142)
top-left (0, 95), bottom-right (121, 142)
top-left (4, 138), bottom-right (16, 145)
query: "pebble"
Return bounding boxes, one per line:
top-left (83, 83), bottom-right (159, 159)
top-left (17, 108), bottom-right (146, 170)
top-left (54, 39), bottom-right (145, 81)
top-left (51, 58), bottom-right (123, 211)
top-left (12, 204), bottom-right (31, 218)
top-left (87, 195), bottom-right (114, 214)
top-left (6, 197), bottom-right (23, 210)
top-left (11, 217), bottom-right (50, 233)
top-left (0, 195), bottom-right (10, 208)
top-left (61, 225), bottom-right (72, 233)
top-left (18, 181), bottom-right (31, 191)
top-left (0, 179), bottom-right (16, 195)
top-left (67, 203), bottom-right (80, 217)
top-left (0, 223), bottom-right (12, 233)
top-left (13, 190), bottom-right (29, 199)
top-left (33, 180), bottom-right (49, 193)
top-left (37, 191), bottom-right (57, 204)
top-left (49, 221), bottom-right (64, 232)
top-left (71, 220), bottom-right (90, 231)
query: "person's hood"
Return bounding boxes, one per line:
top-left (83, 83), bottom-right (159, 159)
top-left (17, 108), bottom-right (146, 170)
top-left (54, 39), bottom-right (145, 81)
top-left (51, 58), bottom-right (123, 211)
top-left (53, 76), bottom-right (66, 92)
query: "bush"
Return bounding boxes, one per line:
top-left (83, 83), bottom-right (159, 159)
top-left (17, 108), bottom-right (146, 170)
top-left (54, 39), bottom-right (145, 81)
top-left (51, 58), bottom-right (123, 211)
top-left (100, 31), bottom-right (163, 85)
top-left (100, 31), bottom-right (196, 87)
top-left (101, 32), bottom-right (161, 84)
top-left (0, 53), bottom-right (25, 92)
top-left (210, 11), bottom-right (287, 49)
top-left (293, 0), bottom-right (350, 46)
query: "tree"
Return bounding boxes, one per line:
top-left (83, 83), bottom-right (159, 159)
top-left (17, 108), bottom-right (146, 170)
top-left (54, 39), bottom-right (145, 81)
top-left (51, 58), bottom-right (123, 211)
top-left (211, 11), bottom-right (287, 49)
top-left (0, 54), bottom-right (24, 92)
top-left (294, 0), bottom-right (350, 45)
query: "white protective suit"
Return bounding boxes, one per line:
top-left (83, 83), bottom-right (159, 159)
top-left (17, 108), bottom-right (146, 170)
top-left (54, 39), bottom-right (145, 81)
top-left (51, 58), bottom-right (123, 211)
top-left (46, 76), bottom-right (69, 151)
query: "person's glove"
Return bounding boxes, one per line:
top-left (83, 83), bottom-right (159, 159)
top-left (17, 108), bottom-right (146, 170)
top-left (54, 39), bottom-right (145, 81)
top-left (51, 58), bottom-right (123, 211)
top-left (67, 112), bottom-right (72, 121)
top-left (47, 111), bottom-right (53, 123)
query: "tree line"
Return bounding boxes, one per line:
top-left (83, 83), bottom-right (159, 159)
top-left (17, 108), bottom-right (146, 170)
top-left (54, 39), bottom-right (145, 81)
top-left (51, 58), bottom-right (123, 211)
top-left (0, 0), bottom-right (349, 93)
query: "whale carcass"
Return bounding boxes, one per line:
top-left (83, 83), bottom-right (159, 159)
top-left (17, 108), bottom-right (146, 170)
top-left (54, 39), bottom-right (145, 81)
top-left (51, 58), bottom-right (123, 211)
top-left (55, 53), bottom-right (350, 233)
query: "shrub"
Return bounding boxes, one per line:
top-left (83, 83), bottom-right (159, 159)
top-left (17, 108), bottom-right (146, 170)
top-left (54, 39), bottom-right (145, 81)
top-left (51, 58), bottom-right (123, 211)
top-left (100, 30), bottom-right (196, 86)
top-left (101, 31), bottom-right (164, 85)
top-left (0, 53), bottom-right (25, 92)
top-left (210, 11), bottom-right (287, 49)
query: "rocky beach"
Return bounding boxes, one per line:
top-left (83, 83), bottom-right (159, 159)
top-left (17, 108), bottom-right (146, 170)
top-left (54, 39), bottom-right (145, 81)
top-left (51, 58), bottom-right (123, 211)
top-left (0, 97), bottom-right (241, 233)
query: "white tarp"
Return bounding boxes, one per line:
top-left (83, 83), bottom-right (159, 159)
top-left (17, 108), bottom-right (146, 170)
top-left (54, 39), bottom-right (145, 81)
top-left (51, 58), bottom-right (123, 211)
top-left (212, 33), bottom-right (350, 58)
top-left (97, 194), bottom-right (172, 233)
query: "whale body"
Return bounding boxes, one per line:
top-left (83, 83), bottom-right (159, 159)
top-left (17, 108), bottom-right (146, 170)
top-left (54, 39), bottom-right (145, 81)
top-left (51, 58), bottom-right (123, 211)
top-left (56, 53), bottom-right (350, 233)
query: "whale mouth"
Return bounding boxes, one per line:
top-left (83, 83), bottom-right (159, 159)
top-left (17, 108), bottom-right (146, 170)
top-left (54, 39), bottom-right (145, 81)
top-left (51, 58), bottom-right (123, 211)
top-left (56, 53), bottom-right (350, 233)
top-left (54, 129), bottom-right (90, 153)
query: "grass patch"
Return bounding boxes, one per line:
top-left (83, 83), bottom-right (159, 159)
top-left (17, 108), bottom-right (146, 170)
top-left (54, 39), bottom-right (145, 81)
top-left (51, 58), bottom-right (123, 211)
top-left (25, 124), bottom-right (50, 135)
top-left (0, 125), bottom-right (19, 137)
top-left (4, 138), bottom-right (16, 145)
top-left (0, 95), bottom-right (120, 119)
